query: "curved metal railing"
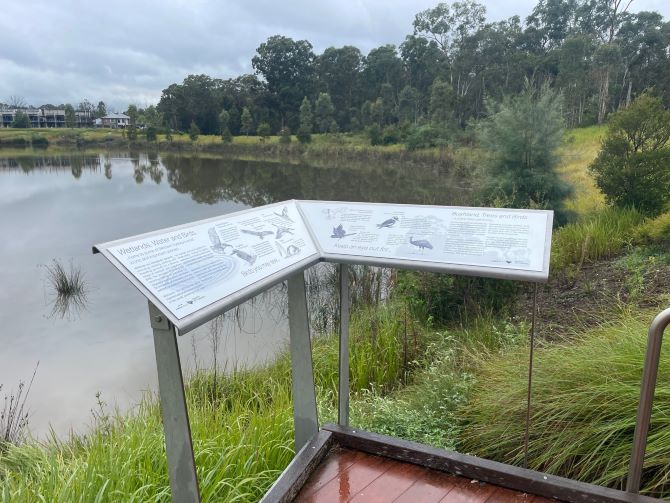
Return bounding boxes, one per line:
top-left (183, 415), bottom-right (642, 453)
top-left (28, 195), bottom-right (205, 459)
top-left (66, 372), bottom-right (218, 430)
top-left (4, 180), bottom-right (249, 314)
top-left (626, 307), bottom-right (670, 493)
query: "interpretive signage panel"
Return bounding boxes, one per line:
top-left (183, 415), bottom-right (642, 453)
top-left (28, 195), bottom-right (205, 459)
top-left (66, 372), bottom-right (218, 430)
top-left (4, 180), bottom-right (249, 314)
top-left (298, 201), bottom-right (552, 275)
top-left (100, 202), bottom-right (318, 320)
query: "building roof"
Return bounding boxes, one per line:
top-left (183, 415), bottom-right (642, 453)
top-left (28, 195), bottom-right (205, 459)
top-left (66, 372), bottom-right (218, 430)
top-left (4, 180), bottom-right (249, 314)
top-left (103, 113), bottom-right (130, 120)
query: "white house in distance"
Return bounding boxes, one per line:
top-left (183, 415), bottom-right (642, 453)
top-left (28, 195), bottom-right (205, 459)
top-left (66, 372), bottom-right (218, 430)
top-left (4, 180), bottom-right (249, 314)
top-left (101, 113), bottom-right (130, 128)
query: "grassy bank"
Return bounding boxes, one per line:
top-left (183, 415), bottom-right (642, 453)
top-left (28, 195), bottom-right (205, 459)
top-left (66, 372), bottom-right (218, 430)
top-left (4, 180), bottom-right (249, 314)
top-left (0, 302), bottom-right (433, 502)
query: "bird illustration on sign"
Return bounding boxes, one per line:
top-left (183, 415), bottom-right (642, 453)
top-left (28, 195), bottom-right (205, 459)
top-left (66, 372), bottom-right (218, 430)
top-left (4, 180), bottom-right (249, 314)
top-left (409, 236), bottom-right (433, 252)
top-left (377, 216), bottom-right (399, 228)
top-left (331, 224), bottom-right (356, 239)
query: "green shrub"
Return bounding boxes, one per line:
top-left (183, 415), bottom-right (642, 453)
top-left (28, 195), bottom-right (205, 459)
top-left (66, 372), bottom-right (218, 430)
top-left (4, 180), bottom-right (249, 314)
top-left (145, 126), bottom-right (157, 142)
top-left (382, 125), bottom-right (401, 145)
top-left (30, 134), bottom-right (49, 148)
top-left (188, 121), bottom-right (200, 142)
top-left (589, 94), bottom-right (670, 217)
top-left (404, 124), bottom-right (441, 151)
top-left (279, 127), bottom-right (291, 144)
top-left (366, 124), bottom-right (383, 146)
top-left (221, 127), bottom-right (233, 143)
top-left (636, 212), bottom-right (670, 243)
top-left (395, 271), bottom-right (518, 325)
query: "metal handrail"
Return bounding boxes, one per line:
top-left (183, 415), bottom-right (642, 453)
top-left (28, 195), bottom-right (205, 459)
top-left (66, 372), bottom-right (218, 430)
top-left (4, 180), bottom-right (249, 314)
top-left (626, 307), bottom-right (670, 493)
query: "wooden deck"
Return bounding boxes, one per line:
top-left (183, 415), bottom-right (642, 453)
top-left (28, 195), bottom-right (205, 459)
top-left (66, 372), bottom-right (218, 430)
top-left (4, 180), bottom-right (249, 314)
top-left (295, 447), bottom-right (552, 502)
top-left (260, 424), bottom-right (664, 503)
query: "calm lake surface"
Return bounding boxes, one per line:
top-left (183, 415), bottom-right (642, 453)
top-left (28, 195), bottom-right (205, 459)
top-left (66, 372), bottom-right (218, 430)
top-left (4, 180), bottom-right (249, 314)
top-left (0, 149), bottom-right (470, 437)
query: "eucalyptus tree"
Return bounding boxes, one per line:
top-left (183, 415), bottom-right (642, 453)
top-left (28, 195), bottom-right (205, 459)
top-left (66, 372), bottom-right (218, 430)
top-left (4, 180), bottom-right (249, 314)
top-left (398, 85), bottom-right (422, 124)
top-left (557, 35), bottom-right (597, 126)
top-left (362, 45), bottom-right (404, 100)
top-left (578, 0), bottom-right (635, 123)
top-left (252, 35), bottom-right (316, 130)
top-left (317, 46), bottom-right (363, 128)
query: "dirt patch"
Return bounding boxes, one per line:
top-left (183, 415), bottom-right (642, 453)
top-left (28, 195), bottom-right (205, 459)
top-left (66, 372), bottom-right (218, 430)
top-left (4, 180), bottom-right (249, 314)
top-left (515, 246), bottom-right (670, 340)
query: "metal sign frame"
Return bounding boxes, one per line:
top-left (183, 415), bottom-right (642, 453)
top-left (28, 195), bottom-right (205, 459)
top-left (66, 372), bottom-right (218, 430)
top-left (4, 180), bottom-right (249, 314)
top-left (93, 200), bottom-right (555, 503)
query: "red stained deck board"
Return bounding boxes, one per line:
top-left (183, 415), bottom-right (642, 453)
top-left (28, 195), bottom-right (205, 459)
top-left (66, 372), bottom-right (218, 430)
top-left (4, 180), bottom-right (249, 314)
top-left (294, 448), bottom-right (552, 503)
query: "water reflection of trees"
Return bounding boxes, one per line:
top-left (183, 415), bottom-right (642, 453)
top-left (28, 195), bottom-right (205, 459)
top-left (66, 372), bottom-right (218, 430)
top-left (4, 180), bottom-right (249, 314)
top-left (0, 155), bottom-right (101, 175)
top-left (160, 155), bottom-right (473, 207)
top-left (1, 151), bottom-right (474, 207)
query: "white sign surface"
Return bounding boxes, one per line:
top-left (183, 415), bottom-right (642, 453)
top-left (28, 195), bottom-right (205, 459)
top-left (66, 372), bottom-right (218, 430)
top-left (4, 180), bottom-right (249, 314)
top-left (298, 201), bottom-right (551, 273)
top-left (107, 202), bottom-right (317, 319)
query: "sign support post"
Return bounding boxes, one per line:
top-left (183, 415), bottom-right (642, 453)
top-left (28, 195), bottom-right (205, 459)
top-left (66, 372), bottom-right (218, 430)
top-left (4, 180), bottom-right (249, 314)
top-left (149, 301), bottom-right (201, 503)
top-left (338, 264), bottom-right (350, 426)
top-left (287, 273), bottom-right (319, 450)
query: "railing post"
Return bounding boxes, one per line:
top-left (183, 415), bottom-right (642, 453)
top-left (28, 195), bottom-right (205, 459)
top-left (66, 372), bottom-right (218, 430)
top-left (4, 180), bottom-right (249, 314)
top-left (287, 272), bottom-right (319, 450)
top-left (626, 307), bottom-right (670, 493)
top-left (148, 301), bottom-right (201, 503)
top-left (338, 264), bottom-right (350, 426)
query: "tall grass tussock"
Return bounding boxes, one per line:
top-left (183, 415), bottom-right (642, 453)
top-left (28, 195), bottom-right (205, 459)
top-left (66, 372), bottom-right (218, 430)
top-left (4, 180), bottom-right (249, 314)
top-left (458, 313), bottom-right (670, 497)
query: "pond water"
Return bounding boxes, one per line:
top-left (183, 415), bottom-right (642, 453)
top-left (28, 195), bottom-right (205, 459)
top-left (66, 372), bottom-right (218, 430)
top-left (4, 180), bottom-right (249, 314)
top-left (0, 149), bottom-right (471, 438)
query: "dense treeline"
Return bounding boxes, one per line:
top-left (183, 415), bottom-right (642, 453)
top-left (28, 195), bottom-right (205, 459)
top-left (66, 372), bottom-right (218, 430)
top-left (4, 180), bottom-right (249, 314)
top-left (156, 0), bottom-right (670, 137)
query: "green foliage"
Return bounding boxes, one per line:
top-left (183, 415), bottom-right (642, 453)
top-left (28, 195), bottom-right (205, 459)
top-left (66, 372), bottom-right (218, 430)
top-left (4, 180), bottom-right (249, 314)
top-left (126, 125), bottom-right (138, 141)
top-left (404, 124), bottom-right (443, 151)
top-left (188, 121), bottom-right (200, 142)
top-left (636, 212), bottom-right (670, 243)
top-left (145, 126), bottom-right (157, 142)
top-left (240, 107), bottom-right (253, 136)
top-left (30, 134), bottom-right (49, 147)
top-left (429, 78), bottom-right (455, 125)
top-left (64, 104), bottom-right (76, 128)
top-left (218, 109), bottom-right (230, 133)
top-left (366, 124), bottom-right (383, 146)
top-left (478, 80), bottom-right (571, 224)
top-left (314, 92), bottom-right (335, 133)
top-left (297, 97), bottom-right (312, 143)
top-left (381, 125), bottom-right (401, 145)
top-left (279, 126), bottom-right (291, 144)
top-left (221, 127), bottom-right (232, 143)
top-left (96, 101), bottom-right (106, 119)
top-left (0, 301), bottom-right (430, 501)
top-left (256, 121), bottom-right (271, 141)
top-left (11, 111), bottom-right (30, 128)
top-left (459, 313), bottom-right (670, 497)
top-left (551, 207), bottom-right (645, 269)
top-left (125, 104), bottom-right (139, 126)
top-left (395, 270), bottom-right (518, 325)
top-left (590, 94), bottom-right (670, 217)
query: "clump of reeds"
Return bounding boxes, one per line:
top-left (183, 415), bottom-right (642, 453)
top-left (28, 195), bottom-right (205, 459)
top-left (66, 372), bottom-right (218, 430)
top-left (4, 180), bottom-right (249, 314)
top-left (551, 207), bottom-right (645, 270)
top-left (458, 313), bottom-right (670, 497)
top-left (44, 259), bottom-right (88, 319)
top-left (1, 364), bottom-right (38, 451)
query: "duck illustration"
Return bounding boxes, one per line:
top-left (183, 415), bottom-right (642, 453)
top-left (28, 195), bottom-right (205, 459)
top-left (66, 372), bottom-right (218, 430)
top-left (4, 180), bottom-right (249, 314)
top-left (240, 229), bottom-right (274, 240)
top-left (331, 224), bottom-right (356, 239)
top-left (377, 216), bottom-right (399, 229)
top-left (409, 236), bottom-right (433, 251)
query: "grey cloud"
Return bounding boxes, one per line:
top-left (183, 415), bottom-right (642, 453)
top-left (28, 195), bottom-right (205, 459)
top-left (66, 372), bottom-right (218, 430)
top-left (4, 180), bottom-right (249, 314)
top-left (1, 0), bottom-right (668, 110)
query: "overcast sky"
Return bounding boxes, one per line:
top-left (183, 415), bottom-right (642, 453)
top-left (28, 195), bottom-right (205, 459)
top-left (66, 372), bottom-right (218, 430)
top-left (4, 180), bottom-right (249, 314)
top-left (2, 0), bottom-right (669, 111)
